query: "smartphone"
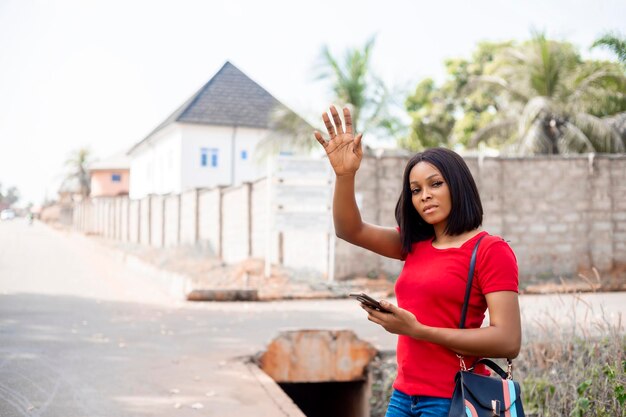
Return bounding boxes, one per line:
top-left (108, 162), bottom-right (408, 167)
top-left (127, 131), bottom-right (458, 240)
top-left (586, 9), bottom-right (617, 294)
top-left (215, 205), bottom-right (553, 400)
top-left (349, 293), bottom-right (391, 313)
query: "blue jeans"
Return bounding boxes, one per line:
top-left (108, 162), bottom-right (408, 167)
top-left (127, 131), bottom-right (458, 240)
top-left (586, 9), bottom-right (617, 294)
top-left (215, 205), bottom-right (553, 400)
top-left (385, 389), bottom-right (451, 417)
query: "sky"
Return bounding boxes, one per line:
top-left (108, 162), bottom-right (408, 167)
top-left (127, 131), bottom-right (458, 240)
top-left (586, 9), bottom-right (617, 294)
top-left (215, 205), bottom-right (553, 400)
top-left (0, 0), bottom-right (624, 206)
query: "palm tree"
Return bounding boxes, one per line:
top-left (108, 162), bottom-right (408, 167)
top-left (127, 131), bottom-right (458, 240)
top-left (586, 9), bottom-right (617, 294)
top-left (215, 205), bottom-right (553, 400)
top-left (592, 32), bottom-right (626, 65)
top-left (467, 33), bottom-right (626, 154)
top-left (63, 148), bottom-right (92, 197)
top-left (257, 36), bottom-right (401, 158)
top-left (316, 36), bottom-right (397, 136)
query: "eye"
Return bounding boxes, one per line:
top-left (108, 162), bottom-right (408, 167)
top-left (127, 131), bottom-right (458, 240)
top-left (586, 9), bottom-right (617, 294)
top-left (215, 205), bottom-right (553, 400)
top-left (411, 188), bottom-right (420, 195)
top-left (432, 181), bottom-right (443, 187)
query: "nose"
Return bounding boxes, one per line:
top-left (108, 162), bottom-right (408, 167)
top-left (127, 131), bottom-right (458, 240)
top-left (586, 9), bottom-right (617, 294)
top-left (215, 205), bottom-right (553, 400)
top-left (421, 187), bottom-right (432, 201)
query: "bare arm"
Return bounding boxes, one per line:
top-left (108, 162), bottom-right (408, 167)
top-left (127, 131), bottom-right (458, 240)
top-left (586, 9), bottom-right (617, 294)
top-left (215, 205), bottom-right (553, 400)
top-left (364, 291), bottom-right (522, 359)
top-left (333, 175), bottom-right (402, 259)
top-left (315, 106), bottom-right (402, 260)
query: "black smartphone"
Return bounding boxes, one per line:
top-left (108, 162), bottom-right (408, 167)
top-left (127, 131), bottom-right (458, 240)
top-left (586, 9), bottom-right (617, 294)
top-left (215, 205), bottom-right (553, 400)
top-left (349, 293), bottom-right (391, 313)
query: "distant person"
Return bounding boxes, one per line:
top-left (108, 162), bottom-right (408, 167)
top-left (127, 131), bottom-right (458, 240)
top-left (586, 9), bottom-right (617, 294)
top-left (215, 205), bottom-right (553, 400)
top-left (314, 106), bottom-right (522, 417)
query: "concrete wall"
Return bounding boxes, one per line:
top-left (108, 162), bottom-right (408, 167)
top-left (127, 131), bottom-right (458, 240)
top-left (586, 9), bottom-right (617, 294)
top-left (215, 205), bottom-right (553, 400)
top-left (180, 189), bottom-right (198, 246)
top-left (164, 194), bottom-right (180, 247)
top-left (73, 154), bottom-right (626, 281)
top-left (221, 184), bottom-right (251, 264)
top-left (198, 188), bottom-right (221, 256)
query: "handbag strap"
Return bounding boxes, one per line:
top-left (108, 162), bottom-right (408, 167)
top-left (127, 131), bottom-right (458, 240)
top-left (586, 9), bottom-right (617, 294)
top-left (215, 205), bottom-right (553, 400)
top-left (471, 358), bottom-right (509, 380)
top-left (458, 233), bottom-right (514, 376)
top-left (459, 234), bottom-right (487, 329)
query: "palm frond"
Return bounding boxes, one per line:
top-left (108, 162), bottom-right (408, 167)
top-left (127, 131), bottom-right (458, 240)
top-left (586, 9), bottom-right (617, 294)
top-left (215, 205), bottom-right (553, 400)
top-left (465, 75), bottom-right (529, 102)
top-left (569, 69), bottom-right (626, 106)
top-left (468, 118), bottom-right (516, 148)
top-left (571, 112), bottom-right (625, 152)
top-left (592, 32), bottom-right (626, 63)
top-left (559, 122), bottom-right (596, 154)
top-left (517, 121), bottom-right (546, 154)
top-left (517, 96), bottom-right (554, 139)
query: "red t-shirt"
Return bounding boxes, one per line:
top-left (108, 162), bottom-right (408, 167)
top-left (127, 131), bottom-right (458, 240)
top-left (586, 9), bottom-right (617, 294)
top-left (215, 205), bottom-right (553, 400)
top-left (392, 231), bottom-right (518, 398)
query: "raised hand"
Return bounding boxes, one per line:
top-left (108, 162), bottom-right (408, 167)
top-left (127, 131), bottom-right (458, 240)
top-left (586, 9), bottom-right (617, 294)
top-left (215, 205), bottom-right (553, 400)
top-left (314, 106), bottom-right (363, 177)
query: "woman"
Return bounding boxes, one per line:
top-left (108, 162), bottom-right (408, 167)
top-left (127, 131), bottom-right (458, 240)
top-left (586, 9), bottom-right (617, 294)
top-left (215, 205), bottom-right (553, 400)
top-left (314, 106), bottom-right (522, 417)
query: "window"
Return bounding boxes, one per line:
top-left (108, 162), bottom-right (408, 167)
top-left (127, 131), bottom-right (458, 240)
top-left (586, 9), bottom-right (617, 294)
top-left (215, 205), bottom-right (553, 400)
top-left (201, 148), bottom-right (219, 167)
top-left (241, 150), bottom-right (248, 160)
top-left (111, 173), bottom-right (122, 182)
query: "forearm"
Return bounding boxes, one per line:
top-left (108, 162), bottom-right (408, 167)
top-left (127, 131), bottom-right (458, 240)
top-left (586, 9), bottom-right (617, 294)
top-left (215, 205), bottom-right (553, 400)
top-left (332, 174), bottom-right (364, 239)
top-left (415, 324), bottom-right (521, 359)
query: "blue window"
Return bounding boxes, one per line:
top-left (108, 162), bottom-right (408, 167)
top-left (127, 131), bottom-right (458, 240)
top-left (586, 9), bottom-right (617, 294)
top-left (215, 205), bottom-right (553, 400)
top-left (201, 148), bottom-right (219, 167)
top-left (241, 150), bottom-right (248, 160)
top-left (111, 173), bottom-right (121, 182)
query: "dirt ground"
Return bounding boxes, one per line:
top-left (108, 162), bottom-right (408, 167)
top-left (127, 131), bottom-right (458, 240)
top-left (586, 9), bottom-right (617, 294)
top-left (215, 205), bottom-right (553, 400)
top-left (93, 235), bottom-right (626, 300)
top-left (96, 237), bottom-right (395, 300)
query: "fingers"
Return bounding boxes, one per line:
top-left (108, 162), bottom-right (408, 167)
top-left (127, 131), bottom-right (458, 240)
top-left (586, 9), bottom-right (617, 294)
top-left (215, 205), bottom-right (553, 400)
top-left (379, 300), bottom-right (397, 313)
top-left (314, 131), bottom-right (328, 148)
top-left (322, 112), bottom-right (336, 138)
top-left (329, 105), bottom-right (344, 135)
top-left (320, 105), bottom-right (358, 141)
top-left (354, 133), bottom-right (363, 150)
top-left (343, 107), bottom-right (353, 135)
top-left (361, 304), bottom-right (385, 321)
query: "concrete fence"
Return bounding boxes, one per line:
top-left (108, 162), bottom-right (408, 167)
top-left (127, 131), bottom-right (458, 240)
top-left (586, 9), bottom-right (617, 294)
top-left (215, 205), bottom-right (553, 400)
top-left (73, 154), bottom-right (626, 281)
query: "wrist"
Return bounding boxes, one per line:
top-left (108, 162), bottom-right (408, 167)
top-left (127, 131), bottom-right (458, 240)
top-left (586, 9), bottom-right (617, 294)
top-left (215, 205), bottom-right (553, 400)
top-left (335, 172), bottom-right (356, 180)
top-left (411, 322), bottom-right (428, 340)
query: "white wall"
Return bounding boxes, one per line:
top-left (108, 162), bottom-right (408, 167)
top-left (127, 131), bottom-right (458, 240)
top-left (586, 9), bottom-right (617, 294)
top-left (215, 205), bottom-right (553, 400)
top-left (232, 126), bottom-right (267, 185)
top-left (180, 124), bottom-right (267, 191)
top-left (129, 125), bottom-right (182, 199)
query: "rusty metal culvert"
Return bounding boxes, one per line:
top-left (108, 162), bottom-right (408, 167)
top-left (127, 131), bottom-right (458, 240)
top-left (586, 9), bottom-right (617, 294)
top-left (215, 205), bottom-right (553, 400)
top-left (256, 329), bottom-right (379, 417)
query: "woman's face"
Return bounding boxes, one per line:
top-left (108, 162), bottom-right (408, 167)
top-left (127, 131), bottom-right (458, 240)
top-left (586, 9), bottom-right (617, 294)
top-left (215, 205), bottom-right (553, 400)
top-left (409, 162), bottom-right (451, 228)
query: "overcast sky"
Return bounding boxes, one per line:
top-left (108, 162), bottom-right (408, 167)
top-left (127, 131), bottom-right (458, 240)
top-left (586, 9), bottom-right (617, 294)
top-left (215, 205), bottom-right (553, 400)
top-left (1, 0), bottom-right (624, 205)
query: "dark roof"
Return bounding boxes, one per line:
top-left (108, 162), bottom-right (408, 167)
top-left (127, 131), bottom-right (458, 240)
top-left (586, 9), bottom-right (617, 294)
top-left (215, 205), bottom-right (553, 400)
top-left (129, 61), bottom-right (289, 154)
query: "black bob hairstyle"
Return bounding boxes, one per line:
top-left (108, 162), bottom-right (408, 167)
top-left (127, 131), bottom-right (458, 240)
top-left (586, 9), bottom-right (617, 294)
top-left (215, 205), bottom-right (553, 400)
top-left (394, 147), bottom-right (483, 257)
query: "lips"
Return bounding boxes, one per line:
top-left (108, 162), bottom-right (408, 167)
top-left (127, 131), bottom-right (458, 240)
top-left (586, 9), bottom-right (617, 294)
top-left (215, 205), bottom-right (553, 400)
top-left (423, 205), bottom-right (438, 214)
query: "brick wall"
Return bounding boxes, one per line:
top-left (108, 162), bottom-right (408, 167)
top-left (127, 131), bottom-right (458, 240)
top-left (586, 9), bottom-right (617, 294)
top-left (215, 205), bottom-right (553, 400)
top-left (335, 154), bottom-right (626, 280)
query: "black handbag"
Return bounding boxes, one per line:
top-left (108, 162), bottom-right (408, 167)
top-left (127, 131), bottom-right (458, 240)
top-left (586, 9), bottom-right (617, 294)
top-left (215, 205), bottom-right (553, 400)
top-left (448, 235), bottom-right (525, 417)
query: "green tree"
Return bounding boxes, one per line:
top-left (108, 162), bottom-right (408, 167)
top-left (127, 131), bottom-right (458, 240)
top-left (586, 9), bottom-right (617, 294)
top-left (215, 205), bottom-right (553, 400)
top-left (317, 36), bottom-right (406, 145)
top-left (258, 36), bottom-right (404, 157)
top-left (401, 41), bottom-right (512, 150)
top-left (467, 33), bottom-right (626, 154)
top-left (592, 31), bottom-right (626, 65)
top-left (63, 148), bottom-right (92, 197)
top-left (402, 34), bottom-right (626, 154)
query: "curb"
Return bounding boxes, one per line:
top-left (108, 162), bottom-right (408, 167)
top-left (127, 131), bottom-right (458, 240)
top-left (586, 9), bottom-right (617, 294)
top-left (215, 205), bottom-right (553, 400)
top-left (245, 361), bottom-right (306, 417)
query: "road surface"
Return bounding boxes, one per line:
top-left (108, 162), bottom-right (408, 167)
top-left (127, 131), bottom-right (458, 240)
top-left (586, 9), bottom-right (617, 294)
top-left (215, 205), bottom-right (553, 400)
top-left (0, 219), bottom-right (623, 416)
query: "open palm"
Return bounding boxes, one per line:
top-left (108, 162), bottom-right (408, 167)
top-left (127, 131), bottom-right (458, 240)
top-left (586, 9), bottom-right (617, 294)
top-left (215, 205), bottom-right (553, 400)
top-left (314, 106), bottom-right (363, 176)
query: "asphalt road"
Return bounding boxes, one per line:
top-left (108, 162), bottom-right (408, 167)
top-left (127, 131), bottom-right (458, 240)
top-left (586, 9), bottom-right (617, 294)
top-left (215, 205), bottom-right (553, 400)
top-left (0, 219), bottom-right (624, 416)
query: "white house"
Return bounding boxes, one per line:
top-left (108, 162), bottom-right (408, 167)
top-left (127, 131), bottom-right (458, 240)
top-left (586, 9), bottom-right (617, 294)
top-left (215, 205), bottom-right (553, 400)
top-left (127, 61), bottom-right (308, 199)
